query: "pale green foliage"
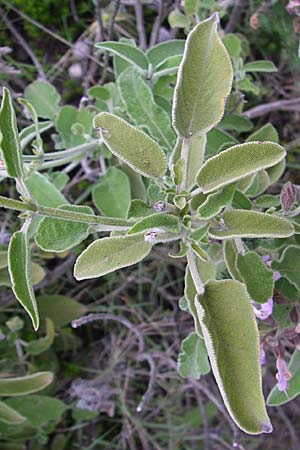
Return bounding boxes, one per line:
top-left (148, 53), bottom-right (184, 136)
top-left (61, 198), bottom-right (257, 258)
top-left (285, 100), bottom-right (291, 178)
top-left (56, 106), bottom-right (93, 147)
top-left (95, 41), bottom-right (149, 70)
top-left (0, 372), bottom-right (53, 396)
top-left (36, 295), bottom-right (87, 328)
top-left (92, 167), bottom-right (131, 218)
top-left (127, 199), bottom-right (152, 219)
top-left (74, 234), bottom-right (152, 280)
top-left (24, 80), bottom-right (61, 120)
top-left (4, 396), bottom-right (66, 428)
top-left (26, 173), bottom-right (68, 208)
top-left (118, 67), bottom-right (175, 152)
top-left (27, 318), bottom-right (55, 355)
top-left (0, 401), bottom-right (26, 425)
top-left (196, 280), bottom-right (272, 434)
top-left (93, 113), bottom-right (167, 178)
top-left (177, 332), bottom-right (210, 379)
top-left (8, 229), bottom-right (39, 330)
top-left (197, 142), bottom-right (286, 193)
top-left (172, 14), bottom-right (233, 137)
top-left (267, 350), bottom-right (300, 406)
top-left (197, 184), bottom-right (236, 220)
top-left (0, 88), bottom-right (24, 179)
top-left (209, 210), bottom-right (294, 239)
top-left (236, 252), bottom-right (274, 304)
top-left (128, 213), bottom-right (180, 235)
top-left (244, 61), bottom-right (277, 73)
top-left (35, 205), bottom-right (93, 252)
top-left (223, 240), bottom-right (242, 281)
top-left (272, 245), bottom-right (300, 290)
top-left (146, 40), bottom-right (185, 68)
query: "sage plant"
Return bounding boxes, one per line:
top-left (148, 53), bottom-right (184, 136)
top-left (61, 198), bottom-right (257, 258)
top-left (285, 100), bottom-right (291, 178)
top-left (0, 14), bottom-right (296, 435)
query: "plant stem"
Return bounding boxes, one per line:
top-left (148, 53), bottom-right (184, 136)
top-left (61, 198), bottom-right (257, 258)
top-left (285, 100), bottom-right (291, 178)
top-left (0, 195), bottom-right (132, 227)
top-left (22, 141), bottom-right (100, 162)
top-left (186, 247), bottom-right (204, 294)
top-left (179, 137), bottom-right (190, 191)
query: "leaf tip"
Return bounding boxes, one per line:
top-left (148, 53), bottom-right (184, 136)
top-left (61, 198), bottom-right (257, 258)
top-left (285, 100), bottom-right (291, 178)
top-left (260, 422), bottom-right (273, 434)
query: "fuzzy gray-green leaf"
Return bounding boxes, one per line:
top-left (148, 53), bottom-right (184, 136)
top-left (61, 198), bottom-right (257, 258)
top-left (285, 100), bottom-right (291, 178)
top-left (197, 141), bottom-right (286, 193)
top-left (0, 87), bottom-right (24, 179)
top-left (177, 332), bottom-right (210, 379)
top-left (74, 234), bottom-right (152, 280)
top-left (172, 14), bottom-right (233, 138)
top-left (128, 213), bottom-right (180, 235)
top-left (196, 279), bottom-right (272, 434)
top-left (0, 372), bottom-right (53, 396)
top-left (93, 113), bottom-right (167, 179)
top-left (8, 229), bottom-right (39, 330)
top-left (209, 210), bottom-right (294, 240)
top-left (0, 401), bottom-right (26, 425)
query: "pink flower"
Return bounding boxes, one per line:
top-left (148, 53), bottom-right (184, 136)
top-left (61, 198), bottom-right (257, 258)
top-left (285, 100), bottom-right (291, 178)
top-left (276, 357), bottom-right (292, 392)
top-left (252, 298), bottom-right (273, 320)
top-left (273, 271), bottom-right (281, 282)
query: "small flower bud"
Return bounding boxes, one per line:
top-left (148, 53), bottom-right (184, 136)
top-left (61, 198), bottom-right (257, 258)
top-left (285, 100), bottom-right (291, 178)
top-left (276, 357), bottom-right (292, 392)
top-left (252, 298), bottom-right (273, 320)
top-left (144, 231), bottom-right (158, 243)
top-left (280, 181), bottom-right (296, 213)
top-left (153, 201), bottom-right (165, 212)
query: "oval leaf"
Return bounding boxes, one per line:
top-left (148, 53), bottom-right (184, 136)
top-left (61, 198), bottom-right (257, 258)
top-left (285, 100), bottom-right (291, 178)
top-left (95, 41), bottom-right (149, 71)
top-left (36, 294), bottom-right (87, 328)
top-left (8, 229), bottom-right (39, 330)
top-left (93, 112), bottom-right (167, 179)
top-left (177, 332), bottom-right (210, 379)
top-left (0, 372), bottom-right (53, 396)
top-left (0, 88), bottom-right (23, 179)
top-left (196, 279), bottom-right (272, 434)
top-left (128, 213), bottom-right (180, 235)
top-left (197, 142), bottom-right (286, 193)
top-left (236, 252), bottom-right (274, 304)
top-left (35, 205), bottom-right (93, 252)
top-left (0, 401), bottom-right (26, 425)
top-left (209, 210), bottom-right (294, 240)
top-left (74, 234), bottom-right (152, 280)
top-left (172, 14), bottom-right (233, 137)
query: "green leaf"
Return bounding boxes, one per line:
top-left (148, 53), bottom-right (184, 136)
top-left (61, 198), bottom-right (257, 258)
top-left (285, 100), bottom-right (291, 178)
top-left (27, 318), bottom-right (55, 355)
top-left (5, 395), bottom-right (66, 427)
top-left (24, 81), bottom-right (61, 121)
top-left (168, 9), bottom-right (191, 28)
top-left (272, 245), bottom-right (300, 290)
top-left (8, 228), bottom-right (39, 330)
top-left (121, 164), bottom-right (147, 201)
top-left (184, 0), bottom-right (199, 15)
top-left (0, 251), bottom-right (7, 269)
top-left (173, 14), bottom-right (233, 137)
top-left (94, 112), bottom-right (167, 179)
top-left (0, 87), bottom-right (24, 178)
top-left (88, 86), bottom-right (111, 102)
top-left (196, 279), bottom-right (272, 434)
top-left (118, 67), bottom-right (175, 152)
top-left (172, 135), bottom-right (206, 190)
top-left (255, 195), bottom-right (281, 209)
top-left (236, 252), bottom-right (274, 304)
top-left (267, 159), bottom-right (285, 185)
top-left (146, 40), bottom-right (185, 68)
top-left (0, 372), bottom-right (53, 396)
top-left (246, 123), bottom-right (279, 143)
top-left (36, 294), bottom-right (87, 328)
top-left (197, 142), bottom-right (286, 193)
top-left (0, 262), bottom-right (45, 287)
top-left (206, 128), bottom-right (238, 159)
top-left (20, 120), bottom-right (52, 150)
top-left (232, 189), bottom-right (252, 210)
top-left (197, 183), bottom-right (236, 220)
top-left (223, 240), bottom-right (242, 281)
top-left (244, 60), bottom-right (277, 73)
top-left (209, 210), bottom-right (294, 240)
top-left (0, 401), bottom-right (26, 425)
top-left (92, 167), bottom-right (131, 218)
top-left (35, 205), bottom-right (93, 252)
top-left (74, 234), bottom-right (152, 280)
top-left (55, 106), bottom-right (93, 147)
top-left (128, 213), bottom-right (180, 235)
top-left (177, 332), bottom-right (210, 379)
top-left (219, 113), bottom-right (253, 132)
top-left (267, 350), bottom-right (300, 406)
top-left (127, 199), bottom-right (152, 220)
top-left (26, 173), bottom-right (68, 207)
top-left (245, 170), bottom-right (270, 197)
top-left (95, 41), bottom-right (149, 71)
top-left (222, 33), bottom-right (241, 58)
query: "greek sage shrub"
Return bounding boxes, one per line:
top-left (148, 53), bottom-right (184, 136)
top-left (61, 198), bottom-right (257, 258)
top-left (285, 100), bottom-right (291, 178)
top-left (0, 14), bottom-right (296, 435)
